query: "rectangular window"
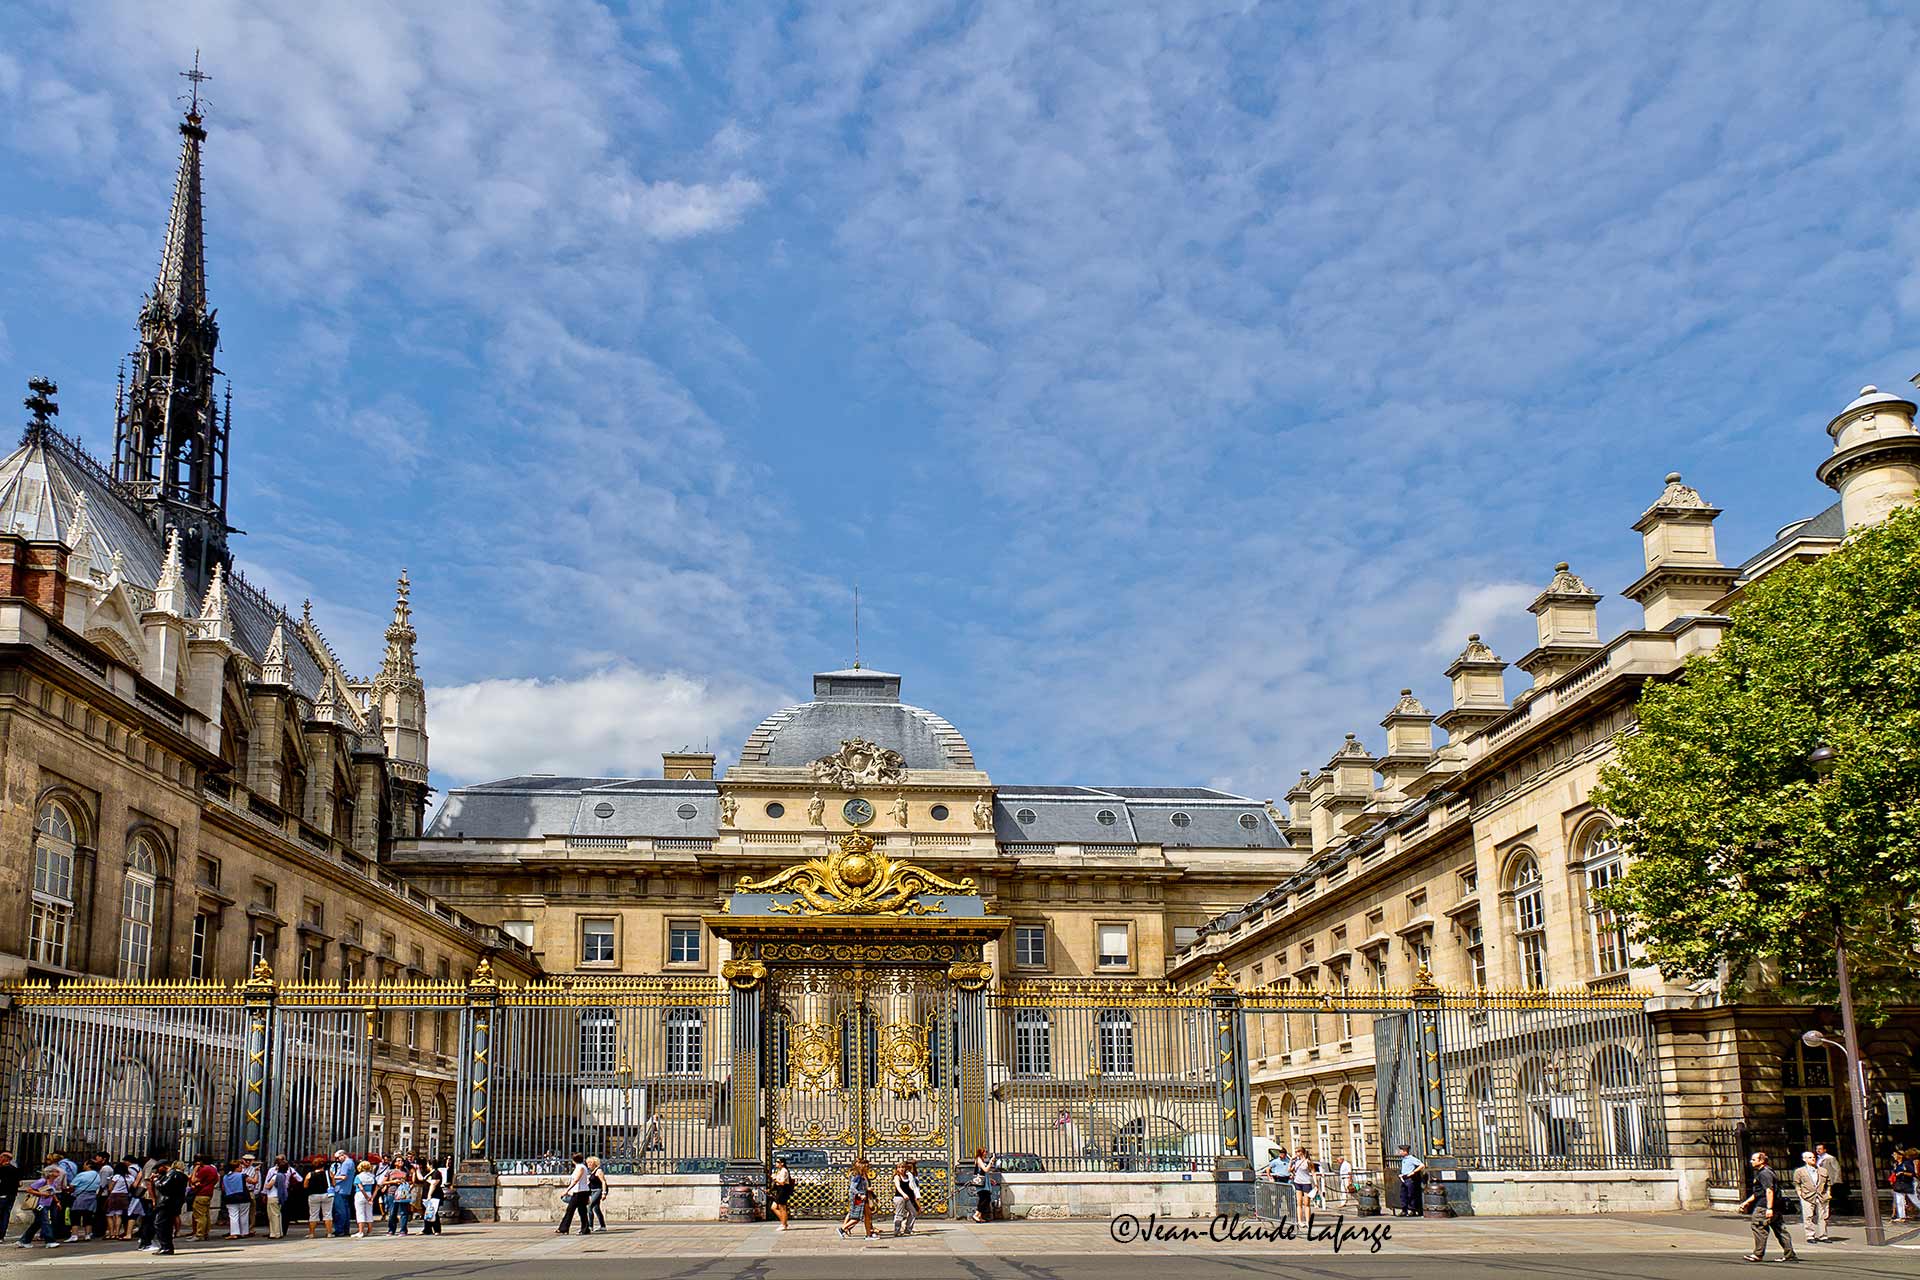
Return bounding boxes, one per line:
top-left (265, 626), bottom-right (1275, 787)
top-left (250, 932), bottom-right (269, 970)
top-left (1096, 923), bottom-right (1130, 969)
top-left (196, 856), bottom-right (220, 889)
top-left (253, 879), bottom-right (276, 911)
top-left (406, 1010), bottom-right (419, 1049)
top-left (1277, 982), bottom-right (1293, 1053)
top-left (1097, 1010), bottom-right (1135, 1075)
top-left (190, 914), bottom-right (211, 979)
top-left (1012, 1009), bottom-right (1051, 1075)
top-left (1520, 933), bottom-right (1548, 990)
top-left (665, 1007), bottom-right (703, 1074)
top-left (579, 1007), bottom-right (617, 1074)
top-left (668, 922), bottom-right (702, 965)
top-left (1469, 945), bottom-right (1487, 991)
top-left (581, 918), bottom-right (616, 965)
top-left (1014, 925), bottom-right (1047, 968)
top-left (1368, 952), bottom-right (1389, 989)
top-left (1173, 925), bottom-right (1202, 951)
top-left (304, 900), bottom-right (324, 928)
top-left (1459, 868), bottom-right (1478, 895)
top-left (28, 900), bottom-right (71, 968)
top-left (1338, 971), bottom-right (1353, 1040)
top-left (299, 945), bottom-right (316, 981)
top-left (502, 921), bottom-right (535, 947)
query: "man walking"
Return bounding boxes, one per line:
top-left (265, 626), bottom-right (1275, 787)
top-left (150, 1160), bottom-right (189, 1256)
top-left (1792, 1151), bottom-right (1832, 1245)
top-left (1739, 1151), bottom-right (1798, 1263)
top-left (0, 1152), bottom-right (21, 1239)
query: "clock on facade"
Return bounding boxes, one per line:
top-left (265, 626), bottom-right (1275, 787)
top-left (842, 797), bottom-right (874, 826)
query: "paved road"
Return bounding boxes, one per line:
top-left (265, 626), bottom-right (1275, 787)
top-left (8, 1213), bottom-right (1919, 1278)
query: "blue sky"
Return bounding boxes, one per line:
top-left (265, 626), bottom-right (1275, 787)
top-left (3, 2), bottom-right (1917, 796)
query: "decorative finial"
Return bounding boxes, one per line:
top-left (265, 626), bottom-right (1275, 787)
top-left (180, 50), bottom-right (211, 124)
top-left (1467, 632), bottom-right (1479, 642)
top-left (23, 377), bottom-right (58, 434)
top-left (301, 597), bottom-right (313, 627)
top-left (154, 526), bottom-right (188, 616)
top-left (1860, 385), bottom-right (1878, 397)
top-left (1555, 561), bottom-right (1569, 573)
top-left (1665, 471), bottom-right (1682, 485)
top-left (1207, 961), bottom-right (1238, 993)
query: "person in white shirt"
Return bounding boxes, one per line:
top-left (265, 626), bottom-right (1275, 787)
top-left (1337, 1157), bottom-right (1354, 1204)
top-left (556, 1155), bottom-right (593, 1236)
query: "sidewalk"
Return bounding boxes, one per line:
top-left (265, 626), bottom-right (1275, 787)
top-left (8, 1211), bottom-right (1918, 1268)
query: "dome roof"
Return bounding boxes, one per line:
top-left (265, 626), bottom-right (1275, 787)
top-left (738, 669), bottom-right (976, 771)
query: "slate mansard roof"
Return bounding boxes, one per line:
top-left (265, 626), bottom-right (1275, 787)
top-left (0, 430), bottom-right (331, 698)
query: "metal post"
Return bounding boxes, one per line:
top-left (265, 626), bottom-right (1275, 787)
top-left (1206, 964), bottom-right (1255, 1213)
top-left (239, 959), bottom-right (275, 1159)
top-left (721, 956), bottom-right (769, 1221)
top-left (1412, 967), bottom-right (1455, 1216)
top-left (455, 959), bottom-right (500, 1222)
top-left (950, 958), bottom-right (992, 1204)
top-left (1834, 932), bottom-right (1886, 1247)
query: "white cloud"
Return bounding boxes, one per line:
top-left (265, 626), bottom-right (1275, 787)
top-left (1426, 582), bottom-right (1538, 657)
top-left (426, 664), bottom-right (783, 786)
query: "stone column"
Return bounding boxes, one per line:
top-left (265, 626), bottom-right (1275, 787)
top-left (239, 959), bottom-right (275, 1159)
top-left (950, 959), bottom-right (993, 1173)
top-left (455, 959), bottom-right (500, 1222)
top-left (1206, 964), bottom-right (1255, 1213)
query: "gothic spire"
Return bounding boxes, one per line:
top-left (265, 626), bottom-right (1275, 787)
top-left (153, 526), bottom-right (188, 616)
top-left (197, 560), bottom-right (231, 643)
top-left (155, 57), bottom-right (210, 322)
top-left (260, 613), bottom-right (290, 686)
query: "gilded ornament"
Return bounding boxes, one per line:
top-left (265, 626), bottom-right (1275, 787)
top-left (736, 830), bottom-right (978, 916)
top-left (947, 959), bottom-right (992, 991)
top-left (721, 958), bottom-right (768, 990)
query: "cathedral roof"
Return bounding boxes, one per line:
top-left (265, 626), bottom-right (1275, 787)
top-left (0, 428), bottom-right (332, 699)
top-left (736, 668), bottom-right (976, 771)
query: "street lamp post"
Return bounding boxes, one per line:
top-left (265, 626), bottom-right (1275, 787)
top-left (1805, 742), bottom-right (1886, 1248)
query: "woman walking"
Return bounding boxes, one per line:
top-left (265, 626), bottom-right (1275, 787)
top-left (1894, 1148), bottom-right (1918, 1222)
top-left (1289, 1148), bottom-right (1317, 1232)
top-left (838, 1158), bottom-right (874, 1239)
top-left (585, 1156), bottom-right (607, 1231)
top-left (104, 1162), bottom-right (131, 1240)
top-left (420, 1164), bottom-right (446, 1235)
top-left (970, 1148), bottom-right (997, 1223)
top-left (767, 1158), bottom-right (793, 1231)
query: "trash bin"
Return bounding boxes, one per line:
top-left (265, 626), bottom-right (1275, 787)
top-left (727, 1181), bottom-right (758, 1222)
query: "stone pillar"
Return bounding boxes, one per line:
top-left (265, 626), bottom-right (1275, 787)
top-left (239, 959), bottom-right (275, 1159)
top-left (950, 959), bottom-right (993, 1171)
top-left (456, 959), bottom-right (500, 1222)
top-left (1206, 964), bottom-right (1255, 1213)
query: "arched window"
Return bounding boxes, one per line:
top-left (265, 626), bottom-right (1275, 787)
top-left (399, 1093), bottom-right (416, 1156)
top-left (1581, 825), bottom-right (1629, 976)
top-left (1282, 1093), bottom-right (1299, 1152)
top-left (1312, 1090), bottom-right (1332, 1166)
top-left (104, 1060), bottom-right (156, 1155)
top-left (30, 801), bottom-right (78, 968)
top-left (1592, 1045), bottom-right (1645, 1156)
top-left (579, 1006), bottom-right (618, 1074)
top-left (665, 1006), bottom-right (703, 1075)
top-left (1510, 853), bottom-right (1548, 989)
top-left (14, 1046), bottom-right (75, 1149)
top-left (1256, 1094), bottom-right (1273, 1137)
top-left (1097, 1009), bottom-right (1135, 1075)
top-left (1465, 1068), bottom-right (1499, 1159)
top-left (1012, 1009), bottom-right (1051, 1076)
top-left (428, 1097), bottom-right (443, 1161)
top-left (1342, 1087), bottom-right (1366, 1172)
top-left (119, 837), bottom-right (159, 981)
top-left (1517, 1057), bottom-right (1571, 1161)
top-left (369, 1092), bottom-right (386, 1155)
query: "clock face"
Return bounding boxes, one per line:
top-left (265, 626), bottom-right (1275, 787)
top-left (842, 797), bottom-right (874, 826)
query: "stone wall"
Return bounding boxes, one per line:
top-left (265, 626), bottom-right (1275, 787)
top-left (495, 1173), bottom-right (726, 1223)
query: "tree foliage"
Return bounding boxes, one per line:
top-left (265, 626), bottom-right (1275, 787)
top-left (1591, 504), bottom-right (1920, 1019)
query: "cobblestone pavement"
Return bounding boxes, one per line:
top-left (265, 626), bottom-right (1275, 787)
top-left (8, 1213), bottom-right (1919, 1277)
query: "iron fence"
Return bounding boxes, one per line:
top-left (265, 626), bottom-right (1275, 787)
top-left (984, 981), bottom-right (1222, 1173)
top-left (481, 978), bottom-right (733, 1174)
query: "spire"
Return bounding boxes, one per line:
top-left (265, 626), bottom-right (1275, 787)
top-left (260, 613), bottom-right (290, 685)
top-left (64, 491), bottom-right (96, 581)
top-left (114, 57), bottom-right (230, 594)
top-left (376, 568), bottom-right (418, 686)
top-left (196, 560), bottom-right (231, 643)
top-left (153, 526), bottom-right (188, 616)
top-left (313, 675), bottom-right (339, 724)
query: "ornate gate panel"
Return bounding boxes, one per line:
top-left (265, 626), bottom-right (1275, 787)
top-left (767, 965), bottom-right (956, 1218)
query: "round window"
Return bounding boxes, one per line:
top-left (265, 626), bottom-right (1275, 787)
top-left (1015, 808), bottom-right (1037, 825)
top-left (593, 801), bottom-right (615, 819)
top-left (1239, 813), bottom-right (1258, 830)
top-left (766, 802), bottom-right (785, 819)
top-left (929, 804), bottom-right (949, 821)
top-left (676, 803), bottom-right (697, 821)
top-left (1170, 812), bottom-right (1192, 828)
top-left (1096, 809), bottom-right (1117, 826)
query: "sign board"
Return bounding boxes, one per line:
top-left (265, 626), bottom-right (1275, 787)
top-left (1887, 1092), bottom-right (1909, 1126)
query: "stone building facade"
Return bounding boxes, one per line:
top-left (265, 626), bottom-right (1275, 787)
top-left (0, 92), bottom-right (536, 1160)
top-left (1169, 389), bottom-right (1920, 1207)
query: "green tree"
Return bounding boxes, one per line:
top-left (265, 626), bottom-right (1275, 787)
top-left (1591, 504), bottom-right (1920, 1019)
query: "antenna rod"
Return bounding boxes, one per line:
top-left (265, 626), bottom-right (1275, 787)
top-left (853, 584), bottom-right (861, 669)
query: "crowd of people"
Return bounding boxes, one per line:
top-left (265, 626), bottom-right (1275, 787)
top-left (0, 1147), bottom-right (456, 1253)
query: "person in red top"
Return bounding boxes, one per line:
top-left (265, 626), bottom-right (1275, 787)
top-left (189, 1160), bottom-right (220, 1241)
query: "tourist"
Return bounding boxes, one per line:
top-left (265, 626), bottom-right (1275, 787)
top-left (767, 1157), bottom-right (793, 1231)
top-left (221, 1160), bottom-right (254, 1240)
top-left (585, 1156), bottom-right (607, 1231)
top-left (189, 1155), bottom-right (219, 1240)
top-left (1739, 1151), bottom-right (1798, 1263)
top-left (1791, 1150), bottom-right (1831, 1245)
top-left (420, 1164), bottom-right (446, 1235)
top-left (301, 1160), bottom-right (329, 1238)
top-left (149, 1160), bottom-right (189, 1256)
top-left (68, 1159), bottom-right (99, 1241)
top-left (329, 1150), bottom-right (356, 1237)
top-left (557, 1154), bottom-right (592, 1235)
top-left (263, 1155), bottom-right (292, 1239)
top-left (384, 1159), bottom-right (416, 1235)
top-left (970, 1148), bottom-right (997, 1223)
top-left (1337, 1155), bottom-right (1355, 1205)
top-left (104, 1161), bottom-right (132, 1239)
top-left (838, 1157), bottom-right (874, 1239)
top-left (49, 1150), bottom-right (75, 1241)
top-left (127, 1161), bottom-right (154, 1248)
top-left (0, 1152), bottom-right (19, 1237)
top-left (1290, 1147), bottom-right (1316, 1231)
top-left (891, 1160), bottom-right (919, 1237)
top-left (352, 1160), bottom-right (378, 1238)
top-left (1894, 1148), bottom-right (1919, 1222)
top-left (15, 1166), bottom-right (62, 1249)
top-left (1395, 1144), bottom-right (1426, 1217)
